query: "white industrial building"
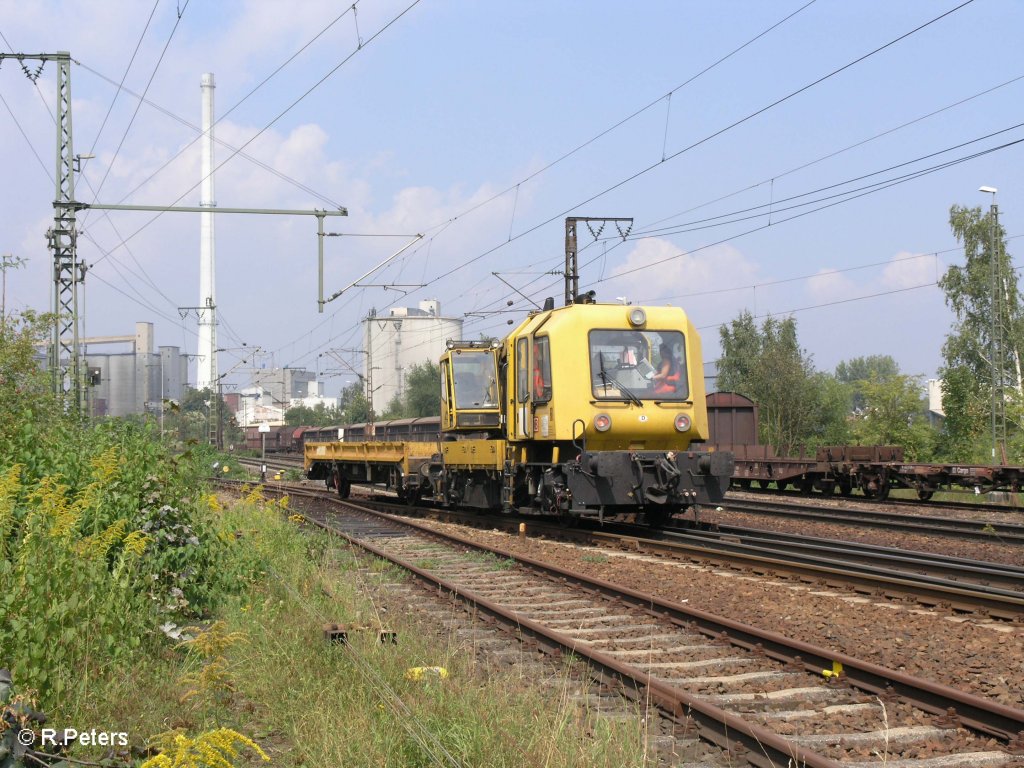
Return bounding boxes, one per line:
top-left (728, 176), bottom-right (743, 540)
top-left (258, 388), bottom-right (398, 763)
top-left (363, 300), bottom-right (462, 414)
top-left (82, 322), bottom-right (187, 418)
top-left (229, 384), bottom-right (339, 428)
top-left (248, 367), bottom-right (317, 410)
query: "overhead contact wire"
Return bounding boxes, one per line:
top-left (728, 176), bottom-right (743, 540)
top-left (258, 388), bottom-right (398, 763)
top-left (84, 0), bottom-right (192, 211)
top-left (422, 0), bottom-right (976, 293)
top-left (87, 0), bottom-right (422, 270)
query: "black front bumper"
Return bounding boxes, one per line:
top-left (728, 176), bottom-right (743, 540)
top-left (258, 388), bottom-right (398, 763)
top-left (566, 449), bottom-right (733, 510)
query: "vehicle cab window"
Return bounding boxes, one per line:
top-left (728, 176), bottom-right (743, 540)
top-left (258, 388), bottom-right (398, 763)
top-left (452, 352), bottom-right (497, 408)
top-left (533, 336), bottom-right (551, 402)
top-left (517, 338), bottom-right (530, 403)
top-left (589, 329), bottom-right (688, 400)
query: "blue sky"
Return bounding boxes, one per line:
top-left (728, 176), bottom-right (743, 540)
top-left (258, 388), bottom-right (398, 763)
top-left (2, 0), bottom-right (1022, 395)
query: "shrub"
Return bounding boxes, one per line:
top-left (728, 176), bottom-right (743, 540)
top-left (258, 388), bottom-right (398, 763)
top-left (0, 466), bottom-right (152, 700)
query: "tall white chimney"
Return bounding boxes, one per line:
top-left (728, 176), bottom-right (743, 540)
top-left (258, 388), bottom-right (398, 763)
top-left (196, 73), bottom-right (217, 391)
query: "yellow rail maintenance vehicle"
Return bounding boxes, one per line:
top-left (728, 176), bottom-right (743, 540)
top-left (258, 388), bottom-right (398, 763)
top-left (305, 296), bottom-right (733, 526)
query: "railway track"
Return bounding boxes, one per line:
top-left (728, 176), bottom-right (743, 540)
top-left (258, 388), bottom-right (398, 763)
top-left (723, 497), bottom-right (1024, 545)
top-left (234, 455), bottom-right (303, 475)
top-left (360, 495), bottom-right (1024, 619)
top-left (734, 484), bottom-right (1022, 512)
top-left (270, 488), bottom-right (1024, 767)
top-left (651, 520), bottom-right (1024, 622)
top-left (221, 479), bottom-right (1024, 619)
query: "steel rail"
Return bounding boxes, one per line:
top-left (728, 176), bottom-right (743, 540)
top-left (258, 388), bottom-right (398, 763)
top-left (587, 530), bottom-right (1024, 618)
top-left (220, 481), bottom-right (1024, 616)
top-left (724, 498), bottom-right (1024, 544)
top-left (657, 524), bottom-right (1024, 592)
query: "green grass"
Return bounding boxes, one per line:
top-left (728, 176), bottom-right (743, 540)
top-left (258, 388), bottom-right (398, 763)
top-left (59, 491), bottom-right (661, 767)
top-left (462, 550), bottom-right (517, 571)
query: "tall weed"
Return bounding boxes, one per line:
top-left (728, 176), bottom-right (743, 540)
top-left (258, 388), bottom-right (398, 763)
top-left (0, 466), bottom-right (151, 701)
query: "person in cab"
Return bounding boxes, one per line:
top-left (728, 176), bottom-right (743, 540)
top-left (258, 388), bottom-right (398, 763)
top-left (652, 343), bottom-right (681, 394)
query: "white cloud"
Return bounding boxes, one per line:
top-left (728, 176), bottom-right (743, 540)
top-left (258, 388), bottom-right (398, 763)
top-left (603, 238), bottom-right (760, 304)
top-left (882, 251), bottom-right (936, 289)
top-left (805, 267), bottom-right (855, 303)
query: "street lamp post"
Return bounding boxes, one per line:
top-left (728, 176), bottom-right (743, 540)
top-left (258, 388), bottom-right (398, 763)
top-left (1, 253), bottom-right (26, 328)
top-left (980, 186), bottom-right (999, 465)
top-left (158, 357), bottom-right (165, 439)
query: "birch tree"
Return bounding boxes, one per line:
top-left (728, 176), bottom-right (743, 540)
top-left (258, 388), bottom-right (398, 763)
top-left (938, 204), bottom-right (1021, 461)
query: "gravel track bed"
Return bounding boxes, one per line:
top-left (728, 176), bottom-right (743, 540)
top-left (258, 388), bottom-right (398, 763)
top-left (411, 518), bottom-right (1024, 710)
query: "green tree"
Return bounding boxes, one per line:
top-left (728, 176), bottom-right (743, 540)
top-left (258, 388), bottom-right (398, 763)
top-left (0, 310), bottom-right (75, 479)
top-left (404, 361), bottom-right (440, 416)
top-left (835, 355), bottom-right (899, 412)
top-left (380, 362), bottom-right (441, 419)
top-left (717, 312), bottom-right (846, 449)
top-left (340, 382), bottom-right (371, 423)
top-left (849, 373), bottom-right (935, 460)
top-left (938, 204), bottom-right (1021, 461)
top-left (284, 401), bottom-right (344, 426)
top-left (835, 355), bottom-right (900, 384)
top-left (815, 372), bottom-right (854, 446)
top-left (162, 387), bottom-right (240, 447)
top-left (381, 392), bottom-right (406, 419)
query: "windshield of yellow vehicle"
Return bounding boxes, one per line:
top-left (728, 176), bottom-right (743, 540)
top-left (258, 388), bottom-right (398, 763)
top-left (451, 351), bottom-right (498, 408)
top-left (589, 329), bottom-right (688, 400)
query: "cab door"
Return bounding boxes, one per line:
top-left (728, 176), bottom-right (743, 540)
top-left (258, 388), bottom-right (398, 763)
top-left (514, 337), bottom-right (531, 438)
top-left (531, 335), bottom-right (552, 438)
top-left (440, 358), bottom-right (456, 431)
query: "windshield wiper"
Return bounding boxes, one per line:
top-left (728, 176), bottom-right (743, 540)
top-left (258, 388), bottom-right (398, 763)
top-left (598, 355), bottom-right (612, 395)
top-left (597, 354), bottom-right (643, 406)
top-left (617, 381), bottom-right (644, 407)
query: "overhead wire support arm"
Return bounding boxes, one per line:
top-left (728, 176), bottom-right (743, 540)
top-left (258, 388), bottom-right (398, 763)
top-left (75, 202), bottom-right (347, 312)
top-left (322, 234), bottom-right (423, 309)
top-left (491, 272), bottom-right (541, 309)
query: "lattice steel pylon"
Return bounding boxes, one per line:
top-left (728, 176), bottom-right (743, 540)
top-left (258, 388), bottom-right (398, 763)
top-left (1, 51), bottom-right (83, 407)
top-left (50, 53), bottom-right (83, 407)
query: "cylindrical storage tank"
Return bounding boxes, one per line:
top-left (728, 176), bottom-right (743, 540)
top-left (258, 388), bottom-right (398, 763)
top-left (107, 356), bottom-right (137, 417)
top-left (364, 305), bottom-right (463, 415)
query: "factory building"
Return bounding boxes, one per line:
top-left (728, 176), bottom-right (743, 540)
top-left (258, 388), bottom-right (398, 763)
top-left (249, 367), bottom-right (317, 411)
top-left (363, 300), bottom-right (463, 414)
top-left (83, 322), bottom-right (188, 418)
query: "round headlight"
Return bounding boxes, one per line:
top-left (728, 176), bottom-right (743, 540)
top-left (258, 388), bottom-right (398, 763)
top-left (628, 308), bottom-right (647, 327)
top-left (674, 413), bottom-right (691, 432)
top-left (594, 413), bottom-right (612, 432)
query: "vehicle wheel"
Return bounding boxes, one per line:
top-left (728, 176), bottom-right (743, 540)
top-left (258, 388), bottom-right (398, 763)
top-left (337, 475), bottom-right (351, 499)
top-left (860, 475), bottom-right (889, 501)
top-left (917, 488), bottom-right (934, 501)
